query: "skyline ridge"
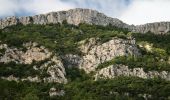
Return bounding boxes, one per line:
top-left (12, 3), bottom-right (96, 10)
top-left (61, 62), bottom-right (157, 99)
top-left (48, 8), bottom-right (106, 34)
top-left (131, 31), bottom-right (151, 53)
top-left (0, 8), bottom-right (170, 34)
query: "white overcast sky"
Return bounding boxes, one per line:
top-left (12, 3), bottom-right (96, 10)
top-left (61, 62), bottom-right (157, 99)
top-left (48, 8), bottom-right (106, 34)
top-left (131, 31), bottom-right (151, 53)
top-left (0, 0), bottom-right (170, 25)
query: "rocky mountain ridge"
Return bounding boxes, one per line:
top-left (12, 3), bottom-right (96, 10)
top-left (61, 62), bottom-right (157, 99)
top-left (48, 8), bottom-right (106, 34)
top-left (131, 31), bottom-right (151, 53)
top-left (0, 8), bottom-right (170, 34)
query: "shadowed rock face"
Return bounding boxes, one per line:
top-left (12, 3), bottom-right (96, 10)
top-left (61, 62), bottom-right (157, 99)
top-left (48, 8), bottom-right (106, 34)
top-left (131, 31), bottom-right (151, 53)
top-left (0, 8), bottom-right (170, 34)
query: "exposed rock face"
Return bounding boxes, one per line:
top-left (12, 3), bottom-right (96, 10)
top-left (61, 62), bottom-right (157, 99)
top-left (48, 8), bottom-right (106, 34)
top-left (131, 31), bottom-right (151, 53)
top-left (0, 8), bottom-right (170, 34)
top-left (64, 38), bottom-right (140, 73)
top-left (0, 8), bottom-right (129, 29)
top-left (0, 42), bottom-right (52, 64)
top-left (0, 42), bottom-right (67, 83)
top-left (1, 75), bottom-right (19, 82)
top-left (42, 56), bottom-right (67, 83)
top-left (95, 64), bottom-right (170, 81)
top-left (133, 22), bottom-right (170, 34)
top-left (0, 16), bottom-right (18, 29)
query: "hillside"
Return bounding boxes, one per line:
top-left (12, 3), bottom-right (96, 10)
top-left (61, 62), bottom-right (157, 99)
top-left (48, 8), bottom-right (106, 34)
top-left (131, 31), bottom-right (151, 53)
top-left (0, 8), bottom-right (170, 100)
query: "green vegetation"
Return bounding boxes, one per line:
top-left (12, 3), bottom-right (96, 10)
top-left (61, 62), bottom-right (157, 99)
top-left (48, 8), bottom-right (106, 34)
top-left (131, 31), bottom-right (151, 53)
top-left (0, 79), bottom-right (62, 100)
top-left (0, 58), bottom-right (51, 78)
top-left (132, 32), bottom-right (170, 55)
top-left (65, 67), bottom-right (91, 82)
top-left (61, 76), bottom-right (170, 100)
top-left (0, 70), bottom-right (170, 100)
top-left (0, 62), bottom-right (39, 78)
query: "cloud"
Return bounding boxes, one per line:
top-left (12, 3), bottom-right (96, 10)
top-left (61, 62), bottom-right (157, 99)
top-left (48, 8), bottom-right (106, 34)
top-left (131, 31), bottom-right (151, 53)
top-left (0, 0), bottom-right (131, 18)
top-left (22, 0), bottom-right (74, 15)
top-left (0, 0), bottom-right (19, 17)
top-left (120, 0), bottom-right (170, 25)
top-left (0, 0), bottom-right (74, 17)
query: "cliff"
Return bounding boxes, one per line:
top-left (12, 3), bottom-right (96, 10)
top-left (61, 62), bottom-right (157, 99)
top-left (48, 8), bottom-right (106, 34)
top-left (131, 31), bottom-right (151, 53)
top-left (0, 8), bottom-right (129, 29)
top-left (0, 42), bottom-right (67, 83)
top-left (0, 8), bottom-right (170, 34)
top-left (63, 38), bottom-right (140, 73)
top-left (134, 22), bottom-right (170, 34)
top-left (95, 64), bottom-right (170, 81)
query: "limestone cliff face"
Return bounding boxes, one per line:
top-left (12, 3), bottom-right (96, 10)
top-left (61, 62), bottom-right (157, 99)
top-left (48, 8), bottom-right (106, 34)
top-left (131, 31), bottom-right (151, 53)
top-left (63, 38), bottom-right (170, 81)
top-left (0, 8), bottom-right (129, 29)
top-left (63, 38), bottom-right (140, 73)
top-left (133, 22), bottom-right (170, 34)
top-left (0, 8), bottom-right (170, 34)
top-left (0, 42), bottom-right (52, 64)
top-left (0, 38), bottom-right (169, 83)
top-left (0, 42), bottom-right (67, 83)
top-left (95, 65), bottom-right (170, 81)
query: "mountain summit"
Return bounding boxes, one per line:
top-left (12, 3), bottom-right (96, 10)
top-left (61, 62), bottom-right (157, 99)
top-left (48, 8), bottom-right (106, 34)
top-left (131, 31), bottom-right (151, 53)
top-left (0, 8), bottom-right (170, 34)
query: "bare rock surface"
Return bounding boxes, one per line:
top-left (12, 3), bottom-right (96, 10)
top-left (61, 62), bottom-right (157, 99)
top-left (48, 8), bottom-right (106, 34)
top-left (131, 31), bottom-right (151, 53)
top-left (0, 8), bottom-right (128, 29)
top-left (133, 22), bottom-right (170, 34)
top-left (95, 64), bottom-right (170, 81)
top-left (64, 38), bottom-right (140, 73)
top-left (49, 87), bottom-right (65, 97)
top-left (0, 8), bottom-right (170, 34)
top-left (0, 42), bottom-right (67, 83)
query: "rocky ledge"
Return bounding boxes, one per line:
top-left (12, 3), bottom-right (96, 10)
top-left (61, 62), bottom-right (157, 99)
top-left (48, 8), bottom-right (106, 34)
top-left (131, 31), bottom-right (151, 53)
top-left (95, 64), bottom-right (170, 81)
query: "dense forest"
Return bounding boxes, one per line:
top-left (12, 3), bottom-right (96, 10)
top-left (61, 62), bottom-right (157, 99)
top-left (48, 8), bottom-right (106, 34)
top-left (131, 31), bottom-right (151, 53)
top-left (0, 22), bottom-right (170, 100)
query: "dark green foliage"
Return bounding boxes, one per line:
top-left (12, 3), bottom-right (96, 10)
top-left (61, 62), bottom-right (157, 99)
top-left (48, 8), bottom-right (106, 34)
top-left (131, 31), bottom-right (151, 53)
top-left (0, 48), bottom-right (5, 56)
top-left (65, 67), bottom-right (91, 82)
top-left (0, 62), bottom-right (39, 78)
top-left (132, 32), bottom-right (170, 55)
top-left (0, 79), bottom-right (62, 100)
top-left (1, 76), bottom-right (170, 100)
top-left (0, 58), bottom-right (52, 78)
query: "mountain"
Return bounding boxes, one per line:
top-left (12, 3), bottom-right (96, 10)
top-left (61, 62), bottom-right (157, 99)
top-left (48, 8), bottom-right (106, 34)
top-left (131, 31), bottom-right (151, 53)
top-left (0, 8), bottom-right (170, 34)
top-left (0, 8), bottom-right (170, 99)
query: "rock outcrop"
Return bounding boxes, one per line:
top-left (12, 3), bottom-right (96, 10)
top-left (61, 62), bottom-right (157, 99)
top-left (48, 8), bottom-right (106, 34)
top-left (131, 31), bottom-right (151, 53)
top-left (95, 64), bottom-right (170, 81)
top-left (49, 87), bottom-right (65, 97)
top-left (133, 22), bottom-right (170, 34)
top-left (63, 38), bottom-right (140, 73)
top-left (0, 42), bottom-right (67, 83)
top-left (0, 8), bottom-right (170, 34)
top-left (0, 42), bottom-right (52, 64)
